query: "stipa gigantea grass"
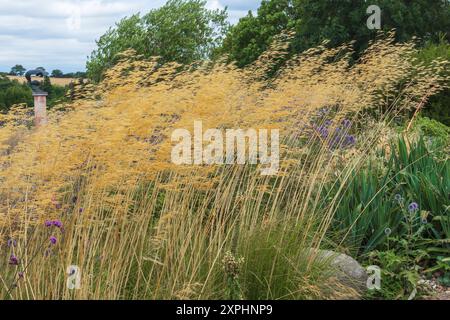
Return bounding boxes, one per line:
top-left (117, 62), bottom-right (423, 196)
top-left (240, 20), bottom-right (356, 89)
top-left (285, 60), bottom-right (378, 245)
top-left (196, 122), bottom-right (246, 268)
top-left (0, 137), bottom-right (360, 300)
top-left (0, 32), bottom-right (448, 299)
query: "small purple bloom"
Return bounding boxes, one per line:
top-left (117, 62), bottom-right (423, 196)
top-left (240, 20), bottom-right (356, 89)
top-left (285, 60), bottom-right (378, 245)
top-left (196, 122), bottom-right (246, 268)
top-left (50, 236), bottom-right (57, 245)
top-left (7, 239), bottom-right (17, 247)
top-left (79, 208), bottom-right (84, 213)
top-left (9, 255), bottom-right (19, 265)
top-left (45, 220), bottom-right (52, 227)
top-left (408, 202), bottom-right (419, 213)
top-left (342, 119), bottom-right (351, 128)
top-left (346, 135), bottom-right (355, 145)
top-left (52, 220), bottom-right (63, 228)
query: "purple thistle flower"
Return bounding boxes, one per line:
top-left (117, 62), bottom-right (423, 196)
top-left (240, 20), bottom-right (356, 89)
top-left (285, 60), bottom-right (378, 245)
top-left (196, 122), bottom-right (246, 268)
top-left (50, 236), bottom-right (57, 245)
top-left (408, 202), bottom-right (419, 213)
top-left (9, 255), bottom-right (19, 265)
top-left (45, 220), bottom-right (52, 227)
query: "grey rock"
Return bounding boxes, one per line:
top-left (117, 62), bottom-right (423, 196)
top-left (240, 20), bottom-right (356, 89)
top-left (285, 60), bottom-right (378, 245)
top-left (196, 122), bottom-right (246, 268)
top-left (312, 249), bottom-right (368, 295)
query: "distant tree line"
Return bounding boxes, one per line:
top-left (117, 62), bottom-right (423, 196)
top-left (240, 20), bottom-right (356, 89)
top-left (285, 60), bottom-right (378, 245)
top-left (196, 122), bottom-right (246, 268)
top-left (8, 65), bottom-right (86, 78)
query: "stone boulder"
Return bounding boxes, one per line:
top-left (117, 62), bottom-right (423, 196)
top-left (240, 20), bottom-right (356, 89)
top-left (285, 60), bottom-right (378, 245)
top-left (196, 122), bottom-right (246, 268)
top-left (312, 249), bottom-right (368, 295)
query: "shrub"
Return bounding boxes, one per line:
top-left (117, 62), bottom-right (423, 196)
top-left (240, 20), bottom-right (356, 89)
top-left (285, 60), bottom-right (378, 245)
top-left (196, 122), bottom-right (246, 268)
top-left (414, 38), bottom-right (450, 125)
top-left (414, 116), bottom-right (450, 145)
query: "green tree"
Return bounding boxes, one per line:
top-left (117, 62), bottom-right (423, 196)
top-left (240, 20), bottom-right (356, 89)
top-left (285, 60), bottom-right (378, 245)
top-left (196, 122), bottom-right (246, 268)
top-left (42, 76), bottom-right (53, 95)
top-left (220, 0), bottom-right (450, 67)
top-left (414, 36), bottom-right (450, 125)
top-left (0, 75), bottom-right (33, 111)
top-left (9, 64), bottom-right (26, 76)
top-left (219, 0), bottom-right (296, 67)
top-left (51, 69), bottom-right (64, 78)
top-left (292, 0), bottom-right (450, 53)
top-left (86, 0), bottom-right (229, 82)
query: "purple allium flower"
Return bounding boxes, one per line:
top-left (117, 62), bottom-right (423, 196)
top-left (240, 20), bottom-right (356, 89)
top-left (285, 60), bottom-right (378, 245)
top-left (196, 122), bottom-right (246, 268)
top-left (45, 220), bottom-right (52, 227)
top-left (52, 220), bottom-right (63, 228)
top-left (50, 236), bottom-right (57, 245)
top-left (7, 239), bottom-right (17, 247)
top-left (9, 255), bottom-right (19, 265)
top-left (408, 202), bottom-right (419, 213)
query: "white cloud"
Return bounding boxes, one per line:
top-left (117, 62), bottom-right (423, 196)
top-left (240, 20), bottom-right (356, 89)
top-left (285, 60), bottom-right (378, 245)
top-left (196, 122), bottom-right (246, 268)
top-left (0, 0), bottom-right (259, 73)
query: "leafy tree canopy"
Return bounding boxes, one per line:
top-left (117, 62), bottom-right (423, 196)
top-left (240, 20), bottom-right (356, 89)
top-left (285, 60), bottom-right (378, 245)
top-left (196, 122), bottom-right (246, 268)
top-left (9, 64), bottom-right (26, 76)
top-left (51, 69), bottom-right (64, 78)
top-left (221, 0), bottom-right (450, 67)
top-left (86, 0), bottom-right (229, 82)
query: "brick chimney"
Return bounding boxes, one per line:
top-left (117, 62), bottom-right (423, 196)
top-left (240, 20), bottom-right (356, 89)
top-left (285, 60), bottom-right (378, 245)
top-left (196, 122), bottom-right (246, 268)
top-left (33, 91), bottom-right (48, 126)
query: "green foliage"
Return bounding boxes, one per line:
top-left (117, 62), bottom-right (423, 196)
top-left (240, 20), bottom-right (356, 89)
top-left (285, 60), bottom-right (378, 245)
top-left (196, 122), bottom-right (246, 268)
top-left (39, 76), bottom-right (68, 107)
top-left (365, 249), bottom-right (423, 300)
top-left (220, 0), bottom-right (450, 67)
top-left (86, 0), bottom-right (229, 82)
top-left (42, 76), bottom-right (52, 95)
top-left (325, 136), bottom-right (449, 256)
top-left (235, 221), bottom-right (331, 300)
top-left (0, 75), bottom-right (32, 111)
top-left (0, 75), bottom-right (67, 111)
top-left (9, 64), bottom-right (26, 76)
top-left (414, 116), bottom-right (450, 145)
top-left (51, 69), bottom-right (64, 78)
top-left (414, 38), bottom-right (450, 125)
top-left (218, 0), bottom-right (296, 67)
top-left (62, 71), bottom-right (86, 78)
top-left (292, 0), bottom-right (450, 53)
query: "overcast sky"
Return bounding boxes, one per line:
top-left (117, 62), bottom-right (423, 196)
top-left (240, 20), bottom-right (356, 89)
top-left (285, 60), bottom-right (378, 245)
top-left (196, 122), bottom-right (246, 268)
top-left (0, 0), bottom-right (261, 73)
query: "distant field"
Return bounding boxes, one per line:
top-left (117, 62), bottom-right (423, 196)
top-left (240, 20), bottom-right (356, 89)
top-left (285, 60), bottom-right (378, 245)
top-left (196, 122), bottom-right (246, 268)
top-left (7, 75), bottom-right (75, 86)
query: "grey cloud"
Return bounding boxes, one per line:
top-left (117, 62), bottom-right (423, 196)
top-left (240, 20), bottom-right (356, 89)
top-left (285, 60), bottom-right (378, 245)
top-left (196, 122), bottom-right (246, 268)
top-left (0, 0), bottom-right (261, 73)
